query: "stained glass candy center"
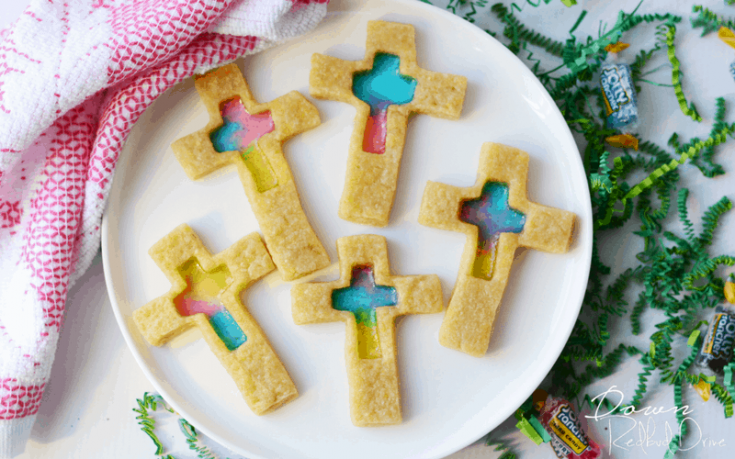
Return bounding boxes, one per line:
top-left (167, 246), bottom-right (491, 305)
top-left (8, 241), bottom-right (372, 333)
top-left (210, 98), bottom-right (275, 152)
top-left (209, 97), bottom-right (278, 192)
top-left (175, 259), bottom-right (248, 351)
top-left (460, 182), bottom-right (526, 280)
top-left (352, 53), bottom-right (417, 154)
top-left (332, 266), bottom-right (397, 359)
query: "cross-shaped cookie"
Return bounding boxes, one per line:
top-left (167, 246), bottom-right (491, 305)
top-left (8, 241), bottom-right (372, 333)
top-left (419, 143), bottom-right (576, 357)
top-left (291, 235), bottom-right (443, 426)
top-left (310, 20), bottom-right (467, 226)
top-left (172, 63), bottom-right (329, 281)
top-left (132, 224), bottom-right (297, 415)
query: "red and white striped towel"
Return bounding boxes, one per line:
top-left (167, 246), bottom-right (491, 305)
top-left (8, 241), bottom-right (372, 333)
top-left (0, 0), bottom-right (327, 456)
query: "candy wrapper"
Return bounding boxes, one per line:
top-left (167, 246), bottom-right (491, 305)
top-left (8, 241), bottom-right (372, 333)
top-left (601, 62), bottom-right (638, 131)
top-left (692, 274), bottom-right (735, 401)
top-left (601, 43), bottom-right (640, 150)
top-left (538, 394), bottom-right (602, 459)
top-left (695, 306), bottom-right (735, 375)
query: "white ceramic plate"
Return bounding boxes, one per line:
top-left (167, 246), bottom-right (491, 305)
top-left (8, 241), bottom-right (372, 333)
top-left (101, 0), bottom-right (592, 457)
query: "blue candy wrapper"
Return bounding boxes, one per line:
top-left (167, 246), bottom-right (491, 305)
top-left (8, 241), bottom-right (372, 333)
top-left (600, 63), bottom-right (638, 132)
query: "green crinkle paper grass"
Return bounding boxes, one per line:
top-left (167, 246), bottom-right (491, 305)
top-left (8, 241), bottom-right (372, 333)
top-left (431, 0), bottom-right (735, 457)
top-left (133, 392), bottom-right (227, 459)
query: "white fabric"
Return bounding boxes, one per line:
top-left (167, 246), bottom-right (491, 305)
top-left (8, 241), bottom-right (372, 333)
top-left (0, 1), bottom-right (327, 457)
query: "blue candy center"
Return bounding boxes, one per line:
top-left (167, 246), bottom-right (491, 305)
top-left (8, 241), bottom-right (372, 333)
top-left (352, 53), bottom-right (417, 116)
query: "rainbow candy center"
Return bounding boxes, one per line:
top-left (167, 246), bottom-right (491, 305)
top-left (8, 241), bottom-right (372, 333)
top-left (210, 98), bottom-right (278, 192)
top-left (352, 53), bottom-right (417, 154)
top-left (175, 259), bottom-right (247, 351)
top-left (332, 266), bottom-right (397, 359)
top-left (460, 182), bottom-right (526, 281)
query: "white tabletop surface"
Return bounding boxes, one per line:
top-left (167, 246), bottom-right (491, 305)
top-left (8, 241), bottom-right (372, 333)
top-left (3, 0), bottom-right (735, 458)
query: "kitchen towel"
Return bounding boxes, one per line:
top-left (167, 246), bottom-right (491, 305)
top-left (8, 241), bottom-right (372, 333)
top-left (0, 0), bottom-right (327, 456)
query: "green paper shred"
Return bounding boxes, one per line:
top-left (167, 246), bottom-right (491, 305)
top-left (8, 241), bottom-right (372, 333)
top-left (133, 393), bottom-right (175, 457)
top-left (485, 439), bottom-right (517, 459)
top-left (711, 382), bottom-right (734, 418)
top-left (664, 346), bottom-right (698, 456)
top-left (179, 418), bottom-right (219, 459)
top-left (629, 354), bottom-right (655, 409)
top-left (516, 416), bottom-right (544, 445)
top-left (687, 329), bottom-right (700, 347)
top-left (447, 0), bottom-right (491, 23)
top-left (527, 415), bottom-right (552, 443)
top-left (133, 392), bottom-right (225, 459)
top-left (665, 24), bottom-right (702, 122)
top-left (491, 3), bottom-right (565, 56)
top-left (691, 5), bottom-right (735, 36)
top-left (624, 118), bottom-right (735, 200)
top-left (724, 360), bottom-right (735, 395)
